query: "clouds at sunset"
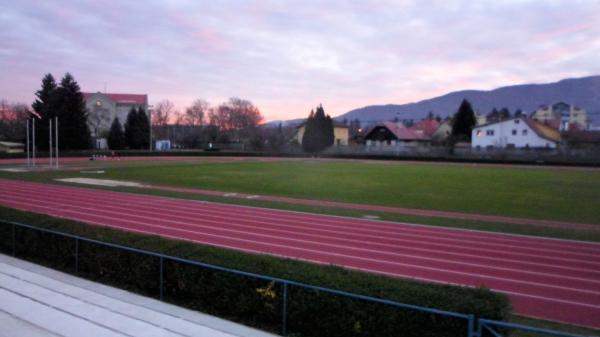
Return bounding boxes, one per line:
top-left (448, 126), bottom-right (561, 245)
top-left (1, 0), bottom-right (599, 120)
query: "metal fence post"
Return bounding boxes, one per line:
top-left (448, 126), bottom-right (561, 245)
top-left (159, 256), bottom-right (164, 301)
top-left (467, 314), bottom-right (477, 337)
top-left (75, 238), bottom-right (79, 273)
top-left (282, 281), bottom-right (288, 336)
top-left (12, 223), bottom-right (16, 256)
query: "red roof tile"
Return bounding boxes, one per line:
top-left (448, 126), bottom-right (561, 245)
top-left (409, 119), bottom-right (441, 137)
top-left (380, 121), bottom-right (429, 140)
top-left (83, 92), bottom-right (147, 105)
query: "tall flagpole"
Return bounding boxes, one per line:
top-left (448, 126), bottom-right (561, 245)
top-left (55, 117), bottom-right (59, 168)
top-left (49, 119), bottom-right (53, 167)
top-left (32, 118), bottom-right (36, 167)
top-left (26, 119), bottom-right (30, 167)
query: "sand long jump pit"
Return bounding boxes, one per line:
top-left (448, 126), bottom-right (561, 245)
top-left (55, 178), bottom-right (147, 188)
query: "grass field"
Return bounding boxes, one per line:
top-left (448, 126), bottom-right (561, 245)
top-left (69, 159), bottom-right (600, 224)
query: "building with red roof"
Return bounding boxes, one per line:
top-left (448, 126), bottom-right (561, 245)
top-left (409, 118), bottom-right (441, 138)
top-left (364, 121), bottom-right (430, 148)
top-left (83, 92), bottom-right (148, 139)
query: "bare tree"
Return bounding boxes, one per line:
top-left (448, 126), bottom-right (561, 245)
top-left (208, 97), bottom-right (263, 131)
top-left (152, 100), bottom-right (174, 126)
top-left (0, 99), bottom-right (30, 141)
top-left (185, 99), bottom-right (209, 126)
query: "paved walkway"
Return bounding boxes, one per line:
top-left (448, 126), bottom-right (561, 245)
top-left (0, 254), bottom-right (277, 337)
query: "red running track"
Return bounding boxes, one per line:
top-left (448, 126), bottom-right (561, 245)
top-left (0, 179), bottom-right (599, 328)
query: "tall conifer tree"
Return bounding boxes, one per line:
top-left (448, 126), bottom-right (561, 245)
top-left (451, 99), bottom-right (477, 142)
top-left (31, 74), bottom-right (57, 151)
top-left (302, 104), bottom-right (334, 153)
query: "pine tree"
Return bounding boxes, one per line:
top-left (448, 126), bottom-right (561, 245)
top-left (451, 99), bottom-right (477, 143)
top-left (124, 107), bottom-right (137, 149)
top-left (136, 106), bottom-right (150, 149)
top-left (54, 73), bottom-right (91, 150)
top-left (107, 117), bottom-right (126, 150)
top-left (31, 74), bottom-right (57, 151)
top-left (302, 104), bottom-right (334, 153)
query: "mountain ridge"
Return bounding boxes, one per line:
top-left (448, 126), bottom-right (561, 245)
top-left (335, 75), bottom-right (600, 125)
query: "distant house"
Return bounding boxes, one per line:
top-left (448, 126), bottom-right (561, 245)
top-left (83, 92), bottom-right (149, 138)
top-left (532, 102), bottom-right (588, 131)
top-left (431, 121), bottom-right (452, 143)
top-left (409, 118), bottom-right (440, 138)
top-left (471, 117), bottom-right (560, 149)
top-left (292, 121), bottom-right (349, 146)
top-left (364, 122), bottom-right (429, 148)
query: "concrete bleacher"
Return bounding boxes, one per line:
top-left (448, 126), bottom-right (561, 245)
top-left (0, 254), bottom-right (277, 337)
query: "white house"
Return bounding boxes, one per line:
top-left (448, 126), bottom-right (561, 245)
top-left (471, 117), bottom-right (560, 149)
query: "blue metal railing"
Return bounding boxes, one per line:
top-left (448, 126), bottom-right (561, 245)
top-left (1, 219), bottom-right (596, 337)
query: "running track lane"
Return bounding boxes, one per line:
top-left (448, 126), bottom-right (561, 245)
top-left (0, 179), bottom-right (598, 328)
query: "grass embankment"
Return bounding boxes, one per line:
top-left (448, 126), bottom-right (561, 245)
top-left (0, 206), bottom-right (509, 337)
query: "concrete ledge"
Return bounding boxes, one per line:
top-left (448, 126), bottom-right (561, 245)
top-left (0, 254), bottom-right (278, 337)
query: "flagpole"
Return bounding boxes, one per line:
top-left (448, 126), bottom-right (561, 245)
top-left (49, 119), bottom-right (53, 167)
top-left (26, 119), bottom-right (30, 167)
top-left (55, 117), bottom-right (59, 168)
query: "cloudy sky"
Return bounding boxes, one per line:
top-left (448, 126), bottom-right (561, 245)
top-left (1, 0), bottom-right (599, 121)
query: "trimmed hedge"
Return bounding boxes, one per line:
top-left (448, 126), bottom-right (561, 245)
top-left (0, 206), bottom-right (511, 337)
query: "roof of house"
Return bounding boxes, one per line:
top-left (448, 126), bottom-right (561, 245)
top-left (365, 121), bottom-right (429, 141)
top-left (409, 118), bottom-right (441, 137)
top-left (83, 92), bottom-right (147, 105)
top-left (524, 119), bottom-right (561, 142)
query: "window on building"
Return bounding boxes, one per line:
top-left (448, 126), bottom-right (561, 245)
top-left (486, 130), bottom-right (494, 136)
top-left (514, 119), bottom-right (520, 124)
top-left (476, 130), bottom-right (482, 137)
top-left (512, 129), bottom-right (517, 135)
top-left (522, 129), bottom-right (528, 135)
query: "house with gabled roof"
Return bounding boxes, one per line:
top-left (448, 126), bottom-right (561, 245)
top-left (471, 117), bottom-right (560, 149)
top-left (364, 121), bottom-right (430, 148)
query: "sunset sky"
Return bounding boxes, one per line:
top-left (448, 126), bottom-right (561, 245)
top-left (1, 0), bottom-right (599, 121)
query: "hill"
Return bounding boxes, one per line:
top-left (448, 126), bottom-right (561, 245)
top-left (336, 75), bottom-right (600, 125)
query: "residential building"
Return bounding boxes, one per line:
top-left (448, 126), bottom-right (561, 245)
top-left (364, 122), bottom-right (429, 148)
top-left (431, 121), bottom-right (452, 143)
top-left (471, 117), bottom-right (560, 149)
top-left (410, 118), bottom-right (440, 138)
top-left (532, 102), bottom-right (588, 131)
top-left (292, 122), bottom-right (349, 146)
top-left (83, 92), bottom-right (148, 138)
